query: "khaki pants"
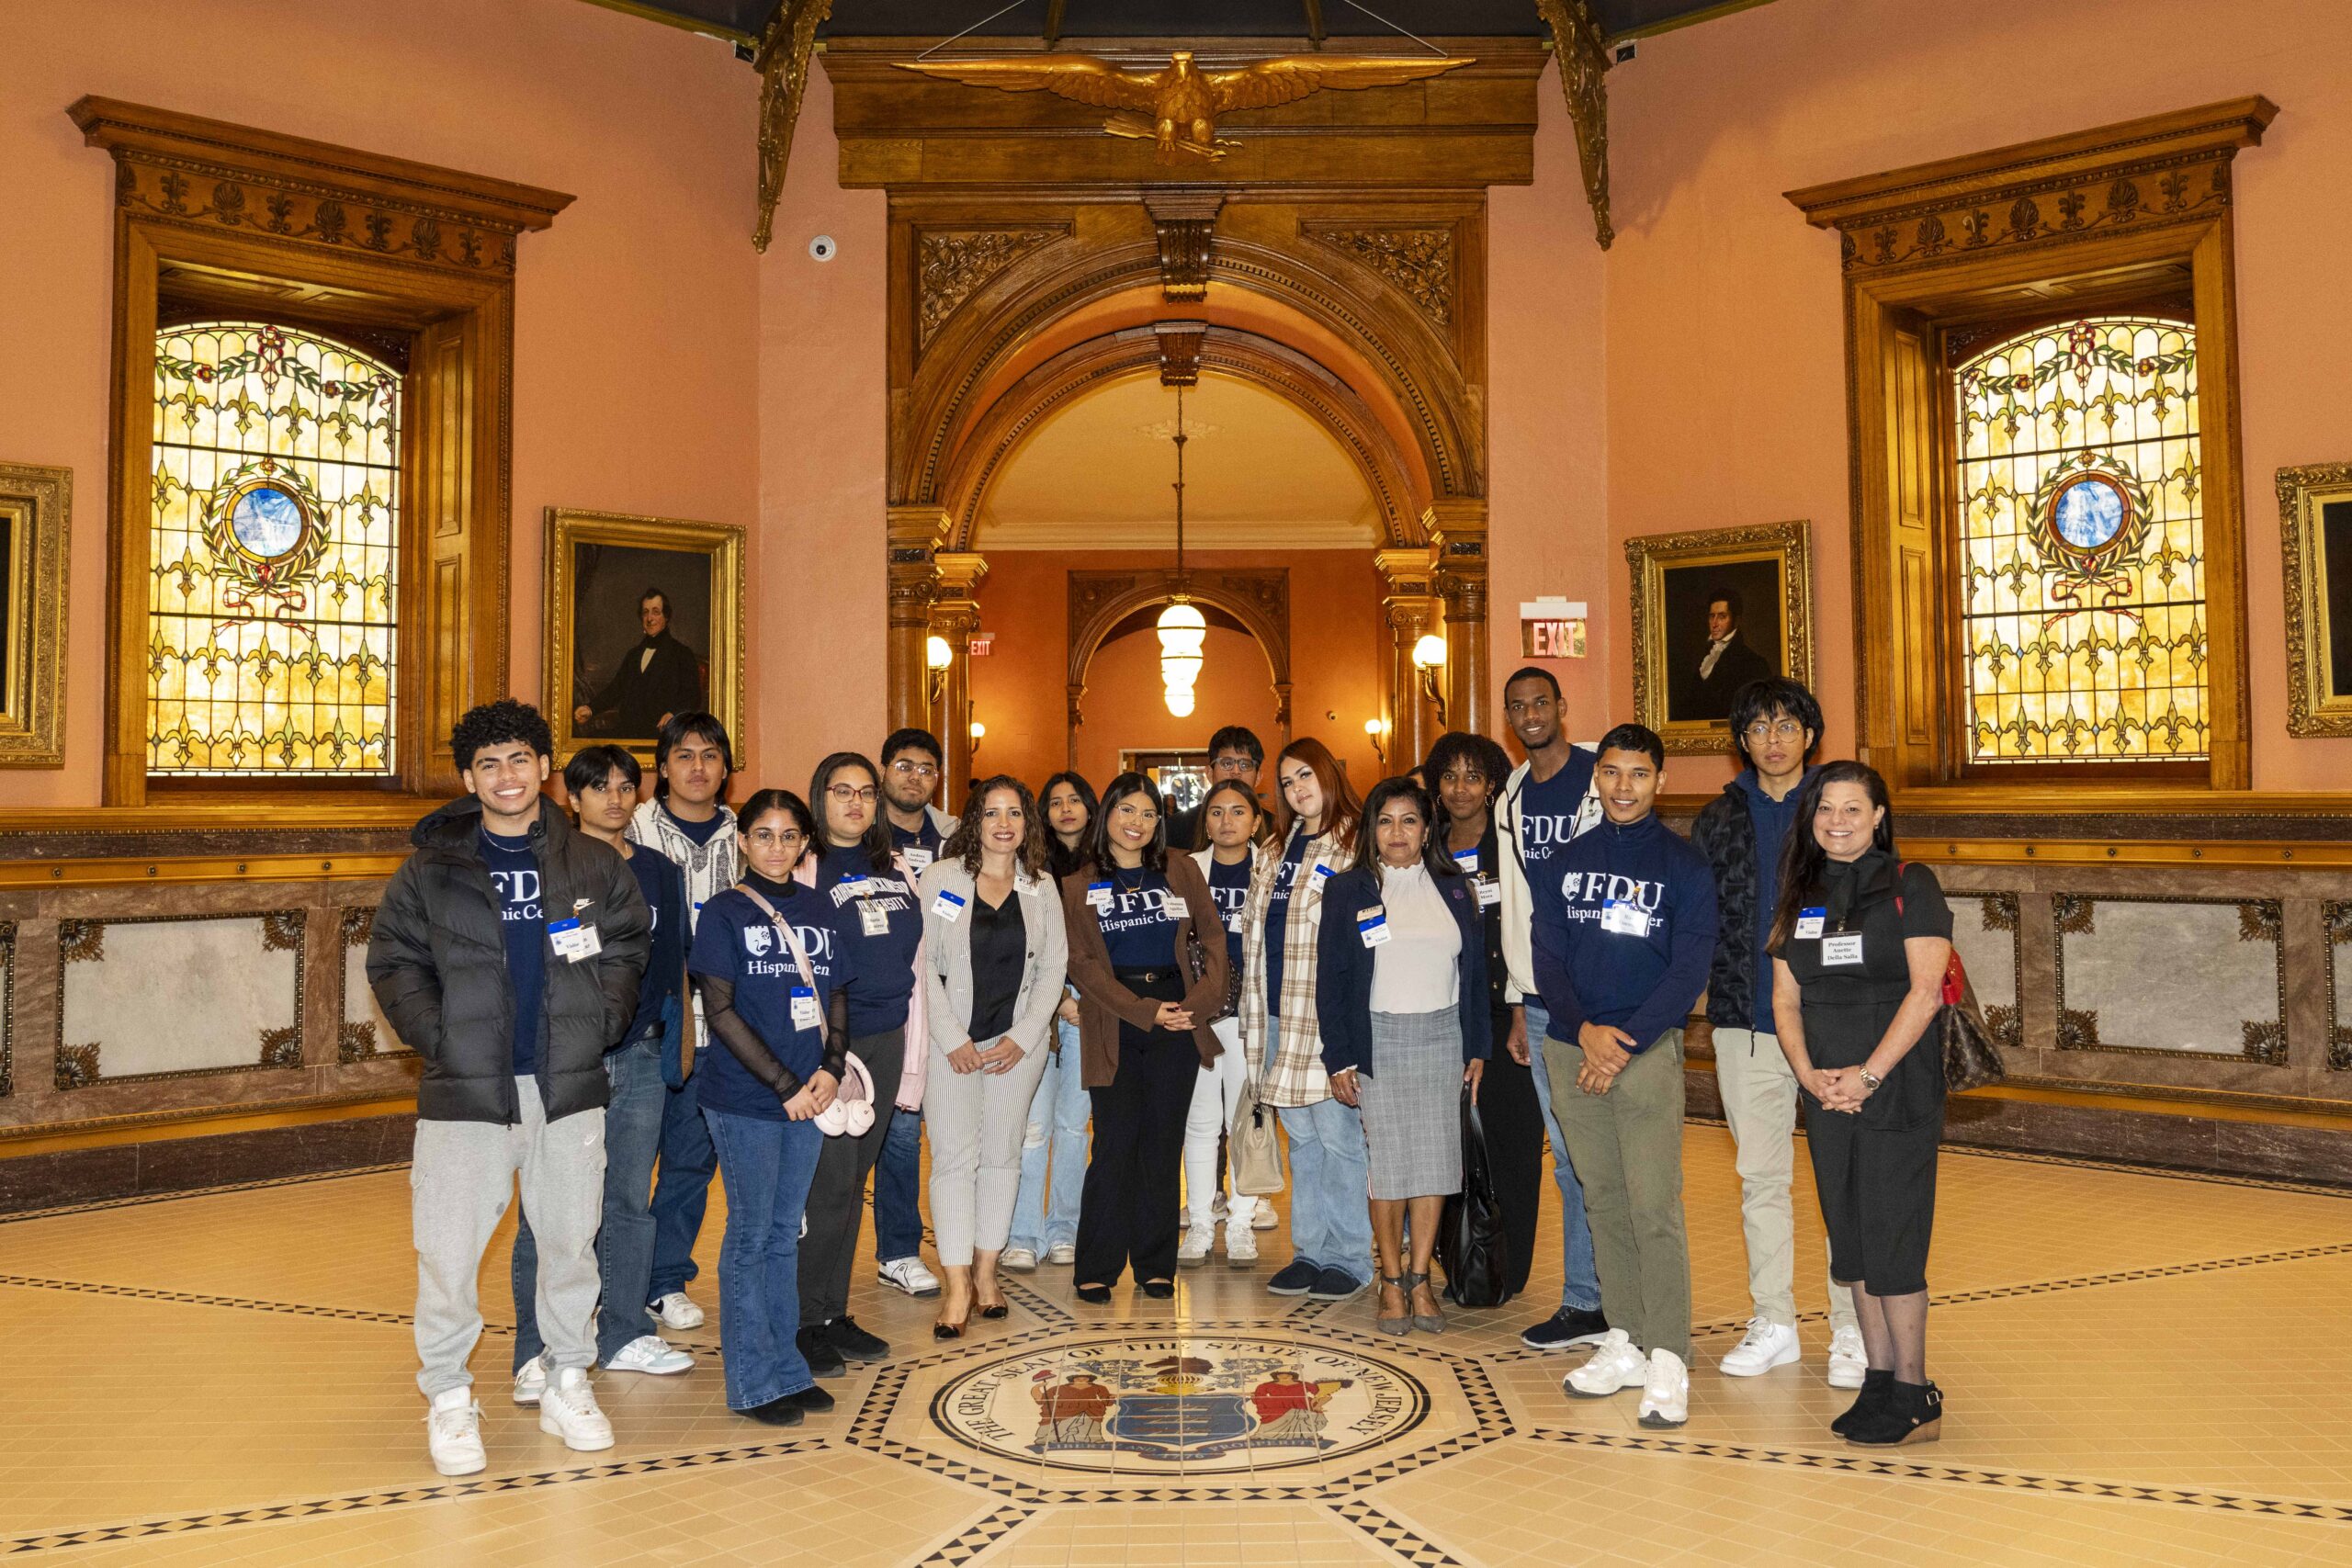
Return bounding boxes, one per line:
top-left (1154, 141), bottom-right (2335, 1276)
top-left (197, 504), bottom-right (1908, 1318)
top-left (1546, 1029), bottom-right (1691, 1364)
top-left (1713, 1028), bottom-right (1860, 1336)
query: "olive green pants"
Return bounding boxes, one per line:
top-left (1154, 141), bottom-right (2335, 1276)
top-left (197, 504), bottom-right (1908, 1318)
top-left (1544, 1028), bottom-right (1691, 1364)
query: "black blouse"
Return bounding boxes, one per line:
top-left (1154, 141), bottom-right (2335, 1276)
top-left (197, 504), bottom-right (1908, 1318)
top-left (1779, 852), bottom-right (1952, 1129)
top-left (967, 886), bottom-right (1028, 1042)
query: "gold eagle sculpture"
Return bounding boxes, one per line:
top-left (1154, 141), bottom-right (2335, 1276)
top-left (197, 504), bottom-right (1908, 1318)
top-left (897, 50), bottom-right (1472, 164)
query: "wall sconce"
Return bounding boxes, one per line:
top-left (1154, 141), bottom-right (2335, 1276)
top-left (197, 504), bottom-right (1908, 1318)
top-left (1364, 715), bottom-right (1389, 766)
top-left (1411, 633), bottom-right (1449, 725)
top-left (968, 719), bottom-right (985, 758)
top-left (925, 633), bottom-right (954, 705)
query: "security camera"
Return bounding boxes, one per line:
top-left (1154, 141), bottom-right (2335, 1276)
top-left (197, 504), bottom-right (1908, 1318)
top-left (808, 234), bottom-right (837, 262)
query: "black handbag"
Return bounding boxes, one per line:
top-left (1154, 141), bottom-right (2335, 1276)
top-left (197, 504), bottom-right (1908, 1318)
top-left (1894, 863), bottom-right (2007, 1095)
top-left (1438, 1081), bottom-right (1516, 1309)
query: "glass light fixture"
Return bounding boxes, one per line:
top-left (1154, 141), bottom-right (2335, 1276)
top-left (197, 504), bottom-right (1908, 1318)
top-left (1411, 633), bottom-right (1448, 670)
top-left (1157, 600), bottom-right (1206, 717)
top-left (925, 634), bottom-right (954, 671)
top-left (1363, 715), bottom-right (1388, 764)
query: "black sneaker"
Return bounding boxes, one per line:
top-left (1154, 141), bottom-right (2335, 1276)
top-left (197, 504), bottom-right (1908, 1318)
top-left (1520, 1306), bottom-right (1611, 1350)
top-left (1307, 1267), bottom-right (1368, 1302)
top-left (1267, 1259), bottom-right (1319, 1295)
top-left (741, 1395), bottom-right (805, 1426)
top-left (826, 1315), bottom-right (890, 1363)
top-left (796, 1325), bottom-right (846, 1380)
top-left (788, 1383), bottom-right (836, 1415)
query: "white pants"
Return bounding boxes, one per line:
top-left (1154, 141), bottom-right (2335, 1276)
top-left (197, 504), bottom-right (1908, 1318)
top-left (1182, 1017), bottom-right (1260, 1232)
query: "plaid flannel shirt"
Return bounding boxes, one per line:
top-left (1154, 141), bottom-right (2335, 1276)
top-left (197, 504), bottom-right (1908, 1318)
top-left (1238, 824), bottom-right (1357, 1108)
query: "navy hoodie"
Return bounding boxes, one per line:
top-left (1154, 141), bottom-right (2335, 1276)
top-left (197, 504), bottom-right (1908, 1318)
top-left (1531, 811), bottom-right (1717, 1054)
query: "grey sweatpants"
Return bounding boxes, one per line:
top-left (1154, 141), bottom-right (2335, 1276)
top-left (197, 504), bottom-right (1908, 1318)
top-left (413, 1076), bottom-right (605, 1397)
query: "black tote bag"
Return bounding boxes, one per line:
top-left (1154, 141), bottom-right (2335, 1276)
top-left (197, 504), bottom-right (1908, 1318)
top-left (1438, 1081), bottom-right (1517, 1310)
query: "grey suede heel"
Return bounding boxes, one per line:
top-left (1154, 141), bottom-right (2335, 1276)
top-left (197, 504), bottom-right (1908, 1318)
top-left (1404, 1270), bottom-right (1446, 1334)
top-left (1374, 1273), bottom-right (1413, 1336)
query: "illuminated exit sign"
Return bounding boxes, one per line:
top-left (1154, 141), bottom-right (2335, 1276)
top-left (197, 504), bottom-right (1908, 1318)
top-left (969, 633), bottom-right (994, 657)
top-left (1520, 598), bottom-right (1588, 659)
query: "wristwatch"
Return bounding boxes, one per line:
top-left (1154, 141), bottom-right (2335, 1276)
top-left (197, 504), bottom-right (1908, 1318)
top-left (1858, 1067), bottom-right (1883, 1091)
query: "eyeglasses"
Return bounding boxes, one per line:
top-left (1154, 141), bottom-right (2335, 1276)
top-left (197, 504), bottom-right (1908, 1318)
top-left (758, 829), bottom-right (808, 847)
top-left (1741, 719), bottom-right (1808, 741)
top-left (889, 760), bottom-right (939, 780)
top-left (1211, 755), bottom-right (1256, 774)
top-left (827, 784), bottom-right (878, 803)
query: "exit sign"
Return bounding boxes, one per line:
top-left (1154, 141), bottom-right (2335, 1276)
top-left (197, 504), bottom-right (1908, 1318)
top-left (1520, 598), bottom-right (1588, 659)
top-left (969, 633), bottom-right (994, 657)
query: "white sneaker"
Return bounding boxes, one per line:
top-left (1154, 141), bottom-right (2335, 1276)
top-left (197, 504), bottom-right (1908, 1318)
top-left (537, 1367), bottom-right (615, 1451)
top-left (648, 1292), bottom-right (705, 1331)
top-left (511, 1355), bottom-right (547, 1406)
top-left (425, 1386), bottom-right (486, 1476)
top-left (1224, 1224), bottom-right (1259, 1265)
top-left (1718, 1317), bottom-right (1802, 1377)
top-left (877, 1256), bottom-right (942, 1297)
top-left (1178, 1226), bottom-right (1214, 1267)
top-left (1637, 1348), bottom-right (1690, 1428)
top-left (1046, 1242), bottom-right (1077, 1266)
top-left (1001, 1246), bottom-right (1038, 1272)
top-left (603, 1335), bottom-right (693, 1375)
top-left (1564, 1329), bottom-right (1648, 1397)
top-left (1826, 1325), bottom-right (1869, 1390)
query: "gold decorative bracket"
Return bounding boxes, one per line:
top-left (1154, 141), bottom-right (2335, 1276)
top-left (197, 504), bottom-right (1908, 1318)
top-left (753, 0), bottom-right (835, 254)
top-left (1534, 0), bottom-right (1614, 250)
top-left (1143, 188), bottom-right (1225, 303)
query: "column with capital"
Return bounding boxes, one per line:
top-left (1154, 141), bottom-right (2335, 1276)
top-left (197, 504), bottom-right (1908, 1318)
top-left (932, 551), bottom-right (989, 813)
top-left (1427, 501), bottom-right (1491, 737)
top-left (887, 505), bottom-right (951, 739)
top-left (1376, 546), bottom-right (1441, 775)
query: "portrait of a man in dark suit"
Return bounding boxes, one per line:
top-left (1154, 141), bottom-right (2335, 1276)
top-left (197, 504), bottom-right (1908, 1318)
top-left (1688, 585), bottom-right (1774, 720)
top-left (573, 586), bottom-right (705, 739)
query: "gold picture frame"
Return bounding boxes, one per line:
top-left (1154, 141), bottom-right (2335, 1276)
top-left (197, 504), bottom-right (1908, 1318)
top-left (544, 508), bottom-right (744, 764)
top-left (2279, 463), bottom-right (2352, 738)
top-left (0, 462), bottom-right (71, 768)
top-left (1626, 520), bottom-right (1815, 756)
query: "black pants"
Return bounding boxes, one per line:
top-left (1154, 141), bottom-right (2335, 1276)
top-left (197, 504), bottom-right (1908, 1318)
top-left (1075, 970), bottom-right (1194, 1289)
top-left (1477, 1007), bottom-right (1544, 1296)
top-left (799, 1028), bottom-right (903, 1324)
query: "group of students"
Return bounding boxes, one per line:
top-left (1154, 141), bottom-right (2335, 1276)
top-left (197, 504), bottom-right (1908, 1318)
top-left (371, 666), bottom-right (1957, 1478)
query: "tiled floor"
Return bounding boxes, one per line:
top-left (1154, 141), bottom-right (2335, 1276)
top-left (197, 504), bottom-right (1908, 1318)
top-left (4, 1128), bottom-right (2351, 1565)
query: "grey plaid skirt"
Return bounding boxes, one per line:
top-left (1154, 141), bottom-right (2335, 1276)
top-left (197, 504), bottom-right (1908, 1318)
top-left (1358, 1008), bottom-right (1464, 1201)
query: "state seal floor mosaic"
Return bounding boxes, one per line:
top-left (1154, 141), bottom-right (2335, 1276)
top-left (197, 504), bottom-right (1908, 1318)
top-left (4, 1127), bottom-right (2352, 1566)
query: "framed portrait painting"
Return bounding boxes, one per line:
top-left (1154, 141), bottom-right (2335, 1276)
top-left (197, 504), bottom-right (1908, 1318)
top-left (544, 508), bottom-right (743, 762)
top-left (1626, 520), bottom-right (1815, 755)
top-left (0, 462), bottom-right (70, 767)
top-left (2280, 464), bottom-right (2352, 737)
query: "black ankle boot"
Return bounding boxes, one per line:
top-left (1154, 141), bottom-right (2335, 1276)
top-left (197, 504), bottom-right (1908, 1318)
top-left (1829, 1370), bottom-right (1894, 1439)
top-left (1843, 1380), bottom-right (1941, 1446)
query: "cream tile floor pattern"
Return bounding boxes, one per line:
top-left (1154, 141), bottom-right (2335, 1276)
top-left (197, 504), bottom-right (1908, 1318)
top-left (2, 1125), bottom-right (2350, 1565)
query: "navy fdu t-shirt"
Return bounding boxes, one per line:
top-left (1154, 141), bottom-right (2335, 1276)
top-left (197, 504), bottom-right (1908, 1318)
top-left (1094, 865), bottom-right (1179, 969)
top-left (1205, 850), bottom-right (1254, 967)
top-left (481, 828), bottom-right (545, 1078)
top-left (819, 843), bottom-right (922, 1036)
top-left (688, 883), bottom-right (843, 1120)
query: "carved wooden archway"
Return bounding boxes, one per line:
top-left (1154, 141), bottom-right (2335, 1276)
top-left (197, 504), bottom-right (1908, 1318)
top-left (1065, 569), bottom-right (1292, 770)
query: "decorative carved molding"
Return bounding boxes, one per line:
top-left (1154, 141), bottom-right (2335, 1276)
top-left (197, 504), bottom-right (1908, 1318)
top-left (0, 462), bottom-right (69, 768)
top-left (1786, 96), bottom-right (2276, 276)
top-left (917, 228), bottom-right (1063, 348)
top-left (69, 97), bottom-right (571, 276)
top-left (1153, 320), bottom-right (1207, 387)
top-left (2278, 462), bottom-right (2352, 737)
top-left (1144, 189), bottom-right (1224, 303)
top-left (753, 0), bottom-right (835, 254)
top-left (1533, 0), bottom-right (1614, 250)
top-left (1306, 225), bottom-right (1455, 327)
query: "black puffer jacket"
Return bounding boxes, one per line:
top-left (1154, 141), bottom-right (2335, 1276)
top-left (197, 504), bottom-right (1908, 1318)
top-left (368, 797), bottom-right (650, 1124)
top-left (1690, 781), bottom-right (1761, 1030)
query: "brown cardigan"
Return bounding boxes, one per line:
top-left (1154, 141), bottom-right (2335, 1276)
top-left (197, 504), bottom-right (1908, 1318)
top-left (1061, 852), bottom-right (1230, 1089)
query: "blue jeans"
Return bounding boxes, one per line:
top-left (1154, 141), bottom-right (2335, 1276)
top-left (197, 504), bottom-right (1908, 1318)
top-left (703, 1107), bottom-right (823, 1412)
top-left (1009, 1016), bottom-right (1091, 1255)
top-left (647, 1055), bottom-right (716, 1302)
top-left (1525, 1000), bottom-right (1603, 1314)
top-left (1276, 1098), bottom-right (1373, 1287)
top-left (513, 1032), bottom-right (667, 1370)
top-left (873, 1102), bottom-right (924, 1262)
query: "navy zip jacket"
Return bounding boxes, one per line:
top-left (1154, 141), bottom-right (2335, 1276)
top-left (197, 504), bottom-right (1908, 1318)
top-left (1531, 811), bottom-right (1717, 1055)
top-left (1315, 862), bottom-right (1491, 1076)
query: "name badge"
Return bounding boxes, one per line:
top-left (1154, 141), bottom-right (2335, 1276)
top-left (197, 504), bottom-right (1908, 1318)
top-left (1795, 907), bottom-right (1827, 942)
top-left (1600, 898), bottom-right (1651, 939)
top-left (1161, 894), bottom-right (1190, 920)
top-left (839, 874), bottom-right (875, 898)
top-left (1312, 863), bottom-right (1334, 882)
top-left (1452, 849), bottom-right (1479, 872)
top-left (789, 986), bottom-right (820, 1030)
top-left (1475, 876), bottom-right (1500, 908)
top-left (901, 847), bottom-right (934, 872)
top-left (1087, 881), bottom-right (1114, 913)
top-left (1357, 908), bottom-right (1390, 948)
top-left (860, 904), bottom-right (891, 937)
top-left (932, 889), bottom-right (967, 923)
top-left (548, 917), bottom-right (602, 963)
top-left (1227, 910), bottom-right (1243, 934)
top-left (1821, 932), bottom-right (1865, 966)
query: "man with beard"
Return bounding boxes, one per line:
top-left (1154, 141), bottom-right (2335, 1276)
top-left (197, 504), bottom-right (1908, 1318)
top-left (575, 588), bottom-right (703, 739)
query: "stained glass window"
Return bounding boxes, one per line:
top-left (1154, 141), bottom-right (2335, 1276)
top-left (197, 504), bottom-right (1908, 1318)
top-left (1953, 315), bottom-right (2205, 764)
top-left (149, 322), bottom-right (400, 775)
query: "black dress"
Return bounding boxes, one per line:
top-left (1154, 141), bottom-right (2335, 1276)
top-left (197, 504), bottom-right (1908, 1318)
top-left (1780, 852), bottom-right (1951, 1298)
top-left (1457, 823), bottom-right (1543, 1297)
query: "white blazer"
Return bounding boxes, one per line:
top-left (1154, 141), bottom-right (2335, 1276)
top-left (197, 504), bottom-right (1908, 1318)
top-left (917, 858), bottom-right (1069, 1056)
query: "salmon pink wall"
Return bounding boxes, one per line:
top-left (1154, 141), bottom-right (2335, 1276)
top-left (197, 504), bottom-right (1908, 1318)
top-left (968, 549), bottom-right (1390, 799)
top-left (0, 0), bottom-right (758, 807)
top-left (1602, 0), bottom-right (2352, 791)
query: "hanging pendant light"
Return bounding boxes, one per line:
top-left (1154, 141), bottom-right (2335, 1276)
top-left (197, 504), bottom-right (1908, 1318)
top-left (1156, 381), bottom-right (1205, 716)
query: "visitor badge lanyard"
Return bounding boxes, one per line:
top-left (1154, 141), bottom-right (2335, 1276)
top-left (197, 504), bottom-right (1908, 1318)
top-left (933, 887), bottom-right (967, 924)
top-left (1817, 878), bottom-right (1864, 965)
top-left (1454, 847), bottom-right (1499, 907)
top-left (548, 899), bottom-right (602, 963)
top-left (842, 871), bottom-right (892, 937)
top-left (1087, 880), bottom-right (1114, 915)
top-left (1357, 906), bottom-right (1390, 948)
